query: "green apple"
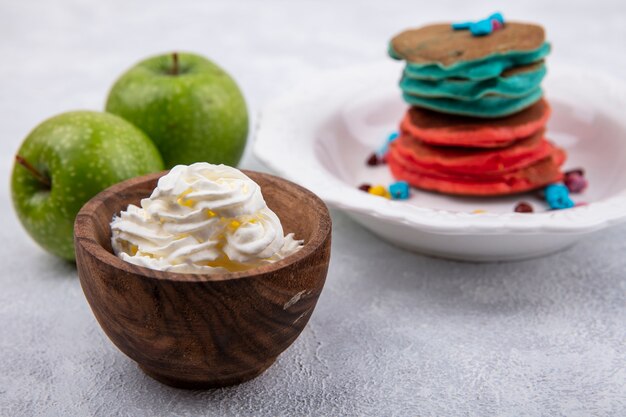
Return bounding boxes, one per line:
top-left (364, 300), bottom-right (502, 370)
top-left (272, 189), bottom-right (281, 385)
top-left (106, 52), bottom-right (249, 168)
top-left (11, 111), bottom-right (164, 260)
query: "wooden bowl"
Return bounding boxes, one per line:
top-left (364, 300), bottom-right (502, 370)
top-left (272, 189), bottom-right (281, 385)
top-left (74, 170), bottom-right (331, 389)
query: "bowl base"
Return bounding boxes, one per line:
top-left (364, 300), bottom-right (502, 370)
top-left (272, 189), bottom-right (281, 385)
top-left (349, 212), bottom-right (582, 262)
top-left (138, 360), bottom-right (275, 389)
top-left (389, 237), bottom-right (577, 263)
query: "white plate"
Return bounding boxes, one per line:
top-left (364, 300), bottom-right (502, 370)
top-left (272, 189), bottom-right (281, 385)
top-left (254, 62), bottom-right (626, 261)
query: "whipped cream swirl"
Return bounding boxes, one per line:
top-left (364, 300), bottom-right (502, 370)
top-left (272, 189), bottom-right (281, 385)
top-left (110, 163), bottom-right (303, 273)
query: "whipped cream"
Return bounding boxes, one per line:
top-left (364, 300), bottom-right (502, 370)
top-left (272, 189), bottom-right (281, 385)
top-left (110, 163), bottom-right (303, 273)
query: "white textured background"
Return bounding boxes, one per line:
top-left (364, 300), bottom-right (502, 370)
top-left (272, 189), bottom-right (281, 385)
top-left (1, 1), bottom-right (626, 416)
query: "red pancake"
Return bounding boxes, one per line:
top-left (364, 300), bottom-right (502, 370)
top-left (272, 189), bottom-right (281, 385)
top-left (401, 98), bottom-right (551, 148)
top-left (394, 129), bottom-right (550, 176)
top-left (388, 144), bottom-right (565, 196)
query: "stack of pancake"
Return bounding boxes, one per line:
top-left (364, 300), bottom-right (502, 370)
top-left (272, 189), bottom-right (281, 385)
top-left (387, 21), bottom-right (565, 196)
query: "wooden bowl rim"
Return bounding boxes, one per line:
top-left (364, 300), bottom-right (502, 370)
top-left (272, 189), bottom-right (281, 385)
top-left (74, 169), bottom-right (331, 282)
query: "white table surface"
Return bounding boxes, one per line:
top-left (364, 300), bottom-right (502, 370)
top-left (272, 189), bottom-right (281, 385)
top-left (1, 1), bottom-right (625, 416)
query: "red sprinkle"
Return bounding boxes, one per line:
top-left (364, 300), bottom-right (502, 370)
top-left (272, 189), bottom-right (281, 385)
top-left (366, 153), bottom-right (380, 166)
top-left (514, 202), bottom-right (534, 213)
top-left (358, 183), bottom-right (372, 192)
top-left (564, 170), bottom-right (588, 193)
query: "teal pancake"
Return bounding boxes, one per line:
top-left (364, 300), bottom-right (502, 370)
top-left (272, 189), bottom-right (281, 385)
top-left (400, 62), bottom-right (546, 100)
top-left (402, 87), bottom-right (543, 118)
top-left (389, 22), bottom-right (550, 80)
top-left (394, 43), bottom-right (550, 80)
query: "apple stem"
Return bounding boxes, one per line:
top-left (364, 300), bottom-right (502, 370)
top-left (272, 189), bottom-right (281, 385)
top-left (171, 52), bottom-right (179, 75)
top-left (15, 155), bottom-right (51, 188)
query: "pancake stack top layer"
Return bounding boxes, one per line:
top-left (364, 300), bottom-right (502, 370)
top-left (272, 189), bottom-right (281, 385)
top-left (386, 16), bottom-right (566, 196)
top-left (390, 23), bottom-right (546, 73)
top-left (389, 20), bottom-right (550, 118)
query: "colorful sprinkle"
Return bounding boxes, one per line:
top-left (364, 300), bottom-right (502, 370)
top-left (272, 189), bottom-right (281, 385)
top-left (564, 169), bottom-right (588, 193)
top-left (177, 189), bottom-right (196, 207)
top-left (376, 131), bottom-right (400, 158)
top-left (366, 153), bottom-right (380, 166)
top-left (514, 202), bottom-right (534, 213)
top-left (452, 12), bottom-right (505, 36)
top-left (545, 183), bottom-right (575, 210)
top-left (389, 181), bottom-right (410, 200)
top-left (471, 209), bottom-right (487, 214)
top-left (358, 183), bottom-right (372, 192)
top-left (369, 184), bottom-right (391, 199)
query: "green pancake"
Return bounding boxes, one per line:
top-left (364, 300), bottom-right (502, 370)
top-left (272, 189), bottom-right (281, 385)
top-left (402, 87), bottom-right (543, 118)
top-left (400, 61), bottom-right (546, 101)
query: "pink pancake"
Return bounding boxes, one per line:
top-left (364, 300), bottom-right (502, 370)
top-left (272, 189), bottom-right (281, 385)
top-left (401, 99), bottom-right (551, 148)
top-left (393, 129), bottom-right (551, 175)
top-left (388, 145), bottom-right (566, 196)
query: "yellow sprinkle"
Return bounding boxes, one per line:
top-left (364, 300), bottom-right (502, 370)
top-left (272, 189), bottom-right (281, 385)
top-left (248, 218), bottom-right (257, 224)
top-left (368, 185), bottom-right (391, 199)
top-left (206, 209), bottom-right (216, 218)
top-left (178, 198), bottom-right (196, 208)
top-left (230, 220), bottom-right (241, 230)
top-left (472, 209), bottom-right (487, 214)
top-left (130, 244), bottom-right (138, 256)
top-left (177, 189), bottom-right (196, 208)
